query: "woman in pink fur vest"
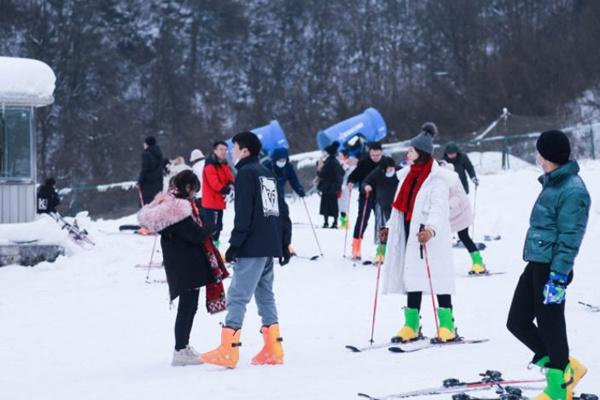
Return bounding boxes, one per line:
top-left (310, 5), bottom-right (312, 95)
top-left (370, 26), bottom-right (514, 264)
top-left (139, 170), bottom-right (222, 366)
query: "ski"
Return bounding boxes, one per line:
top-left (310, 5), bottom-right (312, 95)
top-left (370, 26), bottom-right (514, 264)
top-left (357, 370), bottom-right (544, 399)
top-left (346, 337), bottom-right (428, 353)
top-left (388, 337), bottom-right (489, 353)
top-left (134, 262), bottom-right (163, 269)
top-left (578, 301), bottom-right (600, 312)
top-left (49, 212), bottom-right (95, 248)
top-left (462, 271), bottom-right (506, 278)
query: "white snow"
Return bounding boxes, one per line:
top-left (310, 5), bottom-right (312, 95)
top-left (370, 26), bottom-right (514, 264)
top-left (1, 162), bottom-right (600, 399)
top-left (0, 56), bottom-right (56, 106)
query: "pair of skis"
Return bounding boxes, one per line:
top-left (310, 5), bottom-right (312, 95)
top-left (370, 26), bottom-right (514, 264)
top-left (357, 370), bottom-right (545, 400)
top-left (346, 336), bottom-right (488, 354)
top-left (49, 212), bottom-right (95, 248)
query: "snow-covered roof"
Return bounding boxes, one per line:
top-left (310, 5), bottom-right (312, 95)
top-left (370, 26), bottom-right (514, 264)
top-left (0, 56), bottom-right (55, 107)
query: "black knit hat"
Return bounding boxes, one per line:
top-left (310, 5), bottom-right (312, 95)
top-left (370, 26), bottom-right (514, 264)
top-left (145, 136), bottom-right (157, 146)
top-left (536, 130), bottom-right (570, 165)
top-left (409, 122), bottom-right (437, 155)
top-left (324, 141), bottom-right (340, 155)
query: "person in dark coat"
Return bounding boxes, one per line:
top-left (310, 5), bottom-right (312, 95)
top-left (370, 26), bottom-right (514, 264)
top-left (200, 131), bottom-right (285, 369)
top-left (263, 147), bottom-right (302, 257)
top-left (137, 170), bottom-right (219, 367)
top-left (37, 178), bottom-right (60, 214)
top-left (506, 131), bottom-right (591, 400)
top-left (443, 143), bottom-right (478, 194)
top-left (263, 147), bottom-right (305, 197)
top-left (347, 141), bottom-right (384, 259)
top-left (363, 156), bottom-right (400, 235)
top-left (317, 141), bottom-right (344, 228)
top-left (137, 136), bottom-right (164, 205)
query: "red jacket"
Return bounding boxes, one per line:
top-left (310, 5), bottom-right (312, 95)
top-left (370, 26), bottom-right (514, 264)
top-left (201, 154), bottom-right (234, 210)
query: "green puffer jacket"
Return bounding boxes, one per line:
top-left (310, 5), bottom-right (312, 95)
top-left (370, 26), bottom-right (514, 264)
top-left (523, 161), bottom-right (591, 275)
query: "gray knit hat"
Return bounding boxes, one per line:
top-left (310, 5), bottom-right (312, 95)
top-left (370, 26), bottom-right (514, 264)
top-left (409, 122), bottom-right (437, 154)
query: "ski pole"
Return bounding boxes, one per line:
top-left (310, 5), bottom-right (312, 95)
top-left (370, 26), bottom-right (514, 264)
top-left (420, 224), bottom-right (440, 339)
top-left (136, 186), bottom-right (144, 208)
top-left (301, 197), bottom-right (324, 257)
top-left (472, 184), bottom-right (478, 241)
top-left (369, 246), bottom-right (383, 344)
top-left (342, 188), bottom-right (353, 258)
top-left (145, 235), bottom-right (159, 284)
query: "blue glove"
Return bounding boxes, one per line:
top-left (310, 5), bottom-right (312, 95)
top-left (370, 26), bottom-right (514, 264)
top-left (543, 271), bottom-right (568, 305)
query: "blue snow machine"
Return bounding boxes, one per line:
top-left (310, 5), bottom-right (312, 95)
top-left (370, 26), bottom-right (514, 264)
top-left (316, 108), bottom-right (387, 157)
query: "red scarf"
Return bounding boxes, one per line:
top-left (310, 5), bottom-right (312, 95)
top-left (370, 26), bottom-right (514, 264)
top-left (392, 158), bottom-right (433, 221)
top-left (190, 200), bottom-right (229, 281)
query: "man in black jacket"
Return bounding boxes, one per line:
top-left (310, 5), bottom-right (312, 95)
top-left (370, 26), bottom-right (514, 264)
top-left (37, 178), bottom-right (60, 214)
top-left (443, 143), bottom-right (479, 194)
top-left (137, 136), bottom-right (164, 204)
top-left (347, 142), bottom-right (384, 260)
top-left (200, 131), bottom-right (285, 369)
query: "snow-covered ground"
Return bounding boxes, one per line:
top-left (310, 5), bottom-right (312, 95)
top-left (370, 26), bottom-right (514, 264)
top-left (1, 161), bottom-right (599, 400)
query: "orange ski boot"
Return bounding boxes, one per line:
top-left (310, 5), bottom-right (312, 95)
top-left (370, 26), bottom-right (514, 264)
top-left (200, 327), bottom-right (241, 369)
top-left (251, 324), bottom-right (284, 365)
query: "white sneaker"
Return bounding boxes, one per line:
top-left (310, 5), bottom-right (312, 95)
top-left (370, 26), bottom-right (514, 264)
top-left (172, 346), bottom-right (204, 366)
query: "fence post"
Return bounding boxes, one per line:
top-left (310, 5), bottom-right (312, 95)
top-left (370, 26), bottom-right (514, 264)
top-left (502, 137), bottom-right (510, 170)
top-left (590, 126), bottom-right (596, 160)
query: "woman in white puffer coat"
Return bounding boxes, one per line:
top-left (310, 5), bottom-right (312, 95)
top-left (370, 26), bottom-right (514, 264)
top-left (382, 122), bottom-right (458, 343)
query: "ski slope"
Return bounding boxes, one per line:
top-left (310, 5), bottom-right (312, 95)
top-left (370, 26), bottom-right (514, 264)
top-left (1, 161), bottom-right (599, 400)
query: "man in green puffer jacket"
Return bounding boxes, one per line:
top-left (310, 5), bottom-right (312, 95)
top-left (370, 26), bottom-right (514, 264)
top-left (507, 130), bottom-right (591, 400)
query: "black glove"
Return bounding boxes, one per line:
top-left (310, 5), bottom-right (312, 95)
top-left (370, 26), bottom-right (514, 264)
top-left (220, 186), bottom-right (231, 195)
top-left (297, 189), bottom-right (306, 198)
top-left (279, 246), bottom-right (291, 266)
top-left (225, 246), bottom-right (239, 263)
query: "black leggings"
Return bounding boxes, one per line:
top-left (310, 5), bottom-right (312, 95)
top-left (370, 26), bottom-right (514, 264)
top-left (175, 288), bottom-right (199, 350)
top-left (403, 220), bottom-right (452, 310)
top-left (506, 262), bottom-right (571, 370)
top-left (457, 228), bottom-right (477, 253)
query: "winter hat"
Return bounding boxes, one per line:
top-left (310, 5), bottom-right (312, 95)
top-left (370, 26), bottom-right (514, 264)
top-left (145, 136), bottom-right (157, 146)
top-left (190, 149), bottom-right (205, 162)
top-left (409, 122), bottom-right (437, 155)
top-left (271, 147), bottom-right (289, 161)
top-left (324, 141), bottom-right (340, 156)
top-left (536, 130), bottom-right (571, 165)
top-left (380, 156), bottom-right (396, 170)
top-left (445, 143), bottom-right (459, 154)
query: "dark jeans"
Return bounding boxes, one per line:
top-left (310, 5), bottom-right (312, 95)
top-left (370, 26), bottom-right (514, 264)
top-left (506, 262), bottom-right (571, 370)
top-left (175, 288), bottom-right (199, 350)
top-left (201, 208), bottom-right (224, 241)
top-left (457, 228), bottom-right (477, 253)
top-left (353, 194), bottom-right (374, 239)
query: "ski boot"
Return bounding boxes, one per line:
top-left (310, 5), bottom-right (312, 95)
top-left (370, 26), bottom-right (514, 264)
top-left (391, 308), bottom-right (422, 343)
top-left (339, 214), bottom-right (348, 230)
top-left (534, 367), bottom-right (568, 400)
top-left (469, 251), bottom-right (486, 275)
top-left (200, 327), bottom-right (241, 369)
top-left (330, 221), bottom-right (338, 229)
top-left (351, 238), bottom-right (362, 260)
top-left (533, 356), bottom-right (587, 400)
top-left (172, 345), bottom-right (204, 366)
top-left (322, 221), bottom-right (329, 228)
top-left (251, 324), bottom-right (284, 365)
top-left (435, 307), bottom-right (458, 342)
top-left (374, 243), bottom-right (386, 264)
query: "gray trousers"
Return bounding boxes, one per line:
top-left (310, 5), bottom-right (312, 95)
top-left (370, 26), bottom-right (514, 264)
top-left (224, 257), bottom-right (278, 329)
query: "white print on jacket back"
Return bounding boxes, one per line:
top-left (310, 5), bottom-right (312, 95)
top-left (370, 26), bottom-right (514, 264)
top-left (259, 176), bottom-right (279, 217)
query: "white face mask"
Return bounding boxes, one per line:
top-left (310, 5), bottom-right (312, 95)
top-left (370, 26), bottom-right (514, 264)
top-left (276, 160), bottom-right (287, 168)
top-left (385, 170), bottom-right (395, 178)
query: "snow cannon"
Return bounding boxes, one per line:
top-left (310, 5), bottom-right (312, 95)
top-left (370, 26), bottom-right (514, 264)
top-left (316, 108), bottom-right (387, 153)
top-left (227, 120), bottom-right (288, 159)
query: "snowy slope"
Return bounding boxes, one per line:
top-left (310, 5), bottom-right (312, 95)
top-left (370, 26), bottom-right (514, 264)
top-left (1, 162), bottom-right (599, 400)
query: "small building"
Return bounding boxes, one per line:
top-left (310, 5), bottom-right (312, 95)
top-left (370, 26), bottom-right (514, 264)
top-left (0, 56), bottom-right (55, 223)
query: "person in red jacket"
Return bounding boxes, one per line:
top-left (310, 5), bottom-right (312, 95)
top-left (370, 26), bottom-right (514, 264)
top-left (201, 141), bottom-right (234, 247)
